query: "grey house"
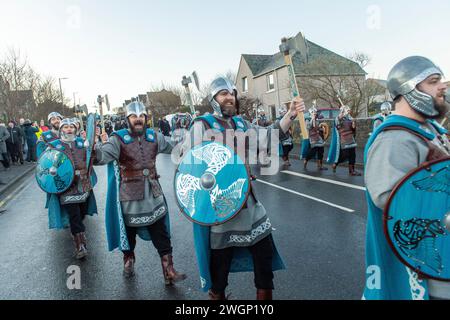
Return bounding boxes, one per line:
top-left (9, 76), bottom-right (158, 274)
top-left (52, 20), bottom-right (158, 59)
top-left (236, 32), bottom-right (367, 120)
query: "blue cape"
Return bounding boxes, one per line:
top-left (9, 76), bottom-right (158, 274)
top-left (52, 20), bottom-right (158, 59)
top-left (363, 115), bottom-right (447, 300)
top-left (326, 120), bottom-right (340, 164)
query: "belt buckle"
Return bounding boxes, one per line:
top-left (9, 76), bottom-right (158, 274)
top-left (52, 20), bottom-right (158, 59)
top-left (143, 169), bottom-right (150, 177)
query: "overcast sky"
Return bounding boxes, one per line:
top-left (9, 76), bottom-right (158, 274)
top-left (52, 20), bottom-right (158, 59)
top-left (1, 0), bottom-right (449, 110)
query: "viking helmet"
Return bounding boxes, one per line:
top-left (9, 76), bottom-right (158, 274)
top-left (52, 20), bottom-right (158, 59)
top-left (208, 77), bottom-right (239, 117)
top-left (59, 118), bottom-right (78, 141)
top-left (48, 112), bottom-right (64, 122)
top-left (387, 56), bottom-right (444, 117)
top-left (126, 101), bottom-right (147, 118)
top-left (380, 102), bottom-right (392, 115)
top-left (309, 106), bottom-right (318, 115)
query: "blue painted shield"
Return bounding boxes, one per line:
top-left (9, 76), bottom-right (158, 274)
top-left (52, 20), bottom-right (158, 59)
top-left (35, 149), bottom-right (74, 194)
top-left (86, 113), bottom-right (97, 166)
top-left (384, 157), bottom-right (450, 280)
top-left (36, 141), bottom-right (47, 158)
top-left (174, 141), bottom-right (250, 226)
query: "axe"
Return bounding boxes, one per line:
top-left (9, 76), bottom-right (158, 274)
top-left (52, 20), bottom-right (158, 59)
top-left (280, 37), bottom-right (309, 139)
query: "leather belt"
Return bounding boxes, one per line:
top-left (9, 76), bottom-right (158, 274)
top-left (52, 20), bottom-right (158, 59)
top-left (121, 169), bottom-right (160, 180)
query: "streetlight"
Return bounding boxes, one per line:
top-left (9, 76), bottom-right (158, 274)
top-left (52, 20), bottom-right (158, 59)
top-left (58, 77), bottom-right (68, 110)
top-left (73, 92), bottom-right (78, 108)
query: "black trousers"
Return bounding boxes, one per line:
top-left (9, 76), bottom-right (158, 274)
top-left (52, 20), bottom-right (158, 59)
top-left (306, 146), bottom-right (325, 161)
top-left (1, 152), bottom-right (10, 168)
top-left (210, 234), bottom-right (275, 293)
top-left (281, 144), bottom-right (293, 161)
top-left (122, 216), bottom-right (172, 258)
top-left (26, 142), bottom-right (37, 162)
top-left (336, 147), bottom-right (356, 165)
top-left (62, 201), bottom-right (88, 236)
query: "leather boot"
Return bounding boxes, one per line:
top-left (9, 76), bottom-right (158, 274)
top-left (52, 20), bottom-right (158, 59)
top-left (123, 252), bottom-right (135, 277)
top-left (161, 254), bottom-right (187, 285)
top-left (73, 233), bottom-right (87, 260)
top-left (208, 289), bottom-right (227, 300)
top-left (317, 160), bottom-right (328, 171)
top-left (256, 289), bottom-right (273, 300)
top-left (349, 165), bottom-right (362, 176)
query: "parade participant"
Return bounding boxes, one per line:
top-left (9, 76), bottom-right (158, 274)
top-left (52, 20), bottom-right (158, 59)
top-left (277, 107), bottom-right (294, 166)
top-left (95, 101), bottom-right (187, 284)
top-left (363, 56), bottom-right (450, 300)
top-left (40, 118), bottom-right (98, 259)
top-left (327, 105), bottom-right (361, 176)
top-left (171, 113), bottom-right (192, 143)
top-left (372, 101), bottom-right (392, 130)
top-left (178, 76), bottom-right (305, 300)
top-left (37, 112), bottom-right (64, 157)
top-left (302, 106), bottom-right (328, 170)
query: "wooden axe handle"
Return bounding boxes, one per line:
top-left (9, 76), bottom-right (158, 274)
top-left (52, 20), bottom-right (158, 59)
top-left (282, 53), bottom-right (309, 140)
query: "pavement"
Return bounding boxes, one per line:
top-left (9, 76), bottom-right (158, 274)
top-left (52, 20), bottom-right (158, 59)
top-left (0, 162), bottom-right (36, 211)
top-left (0, 153), bottom-right (367, 300)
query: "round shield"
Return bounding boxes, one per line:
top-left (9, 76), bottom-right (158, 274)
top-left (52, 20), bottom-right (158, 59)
top-left (35, 149), bottom-right (75, 194)
top-left (174, 141), bottom-right (250, 226)
top-left (36, 141), bottom-right (47, 159)
top-left (384, 157), bottom-right (450, 280)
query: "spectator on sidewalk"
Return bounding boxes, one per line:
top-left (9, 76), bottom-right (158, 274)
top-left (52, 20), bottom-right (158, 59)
top-left (35, 120), bottom-right (48, 140)
top-left (6, 120), bottom-right (24, 165)
top-left (19, 118), bottom-right (27, 160)
top-left (0, 123), bottom-right (11, 170)
top-left (23, 119), bottom-right (39, 162)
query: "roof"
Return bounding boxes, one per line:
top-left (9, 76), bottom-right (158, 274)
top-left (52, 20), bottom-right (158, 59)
top-left (242, 34), bottom-right (366, 78)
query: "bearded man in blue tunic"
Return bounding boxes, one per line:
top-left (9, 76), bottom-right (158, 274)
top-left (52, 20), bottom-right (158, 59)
top-left (95, 102), bottom-right (187, 285)
top-left (364, 56), bottom-right (450, 300)
top-left (178, 77), bottom-right (305, 300)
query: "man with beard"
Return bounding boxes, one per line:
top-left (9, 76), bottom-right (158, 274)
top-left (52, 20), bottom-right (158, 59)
top-left (302, 106), bottom-right (328, 171)
top-left (363, 56), bottom-right (450, 300)
top-left (327, 105), bottom-right (361, 176)
top-left (95, 102), bottom-right (187, 285)
top-left (178, 77), bottom-right (305, 300)
top-left (37, 112), bottom-right (64, 158)
top-left (43, 118), bottom-right (98, 259)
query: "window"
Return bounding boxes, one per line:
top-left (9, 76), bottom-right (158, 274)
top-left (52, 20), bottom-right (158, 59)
top-left (242, 77), bottom-right (248, 92)
top-left (267, 74), bottom-right (275, 91)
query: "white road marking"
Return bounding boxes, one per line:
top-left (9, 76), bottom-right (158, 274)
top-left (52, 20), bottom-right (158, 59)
top-left (281, 170), bottom-right (367, 191)
top-left (255, 179), bottom-right (355, 213)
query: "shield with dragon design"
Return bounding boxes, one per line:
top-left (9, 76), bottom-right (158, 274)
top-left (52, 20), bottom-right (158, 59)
top-left (384, 157), bottom-right (450, 280)
top-left (35, 148), bottom-right (75, 194)
top-left (174, 141), bottom-right (250, 226)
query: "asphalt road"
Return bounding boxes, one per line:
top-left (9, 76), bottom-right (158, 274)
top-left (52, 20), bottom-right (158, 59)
top-left (0, 154), bottom-right (367, 300)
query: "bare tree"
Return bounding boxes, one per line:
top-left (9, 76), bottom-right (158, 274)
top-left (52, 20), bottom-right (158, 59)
top-left (297, 52), bottom-right (383, 117)
top-left (0, 48), bottom-right (70, 122)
